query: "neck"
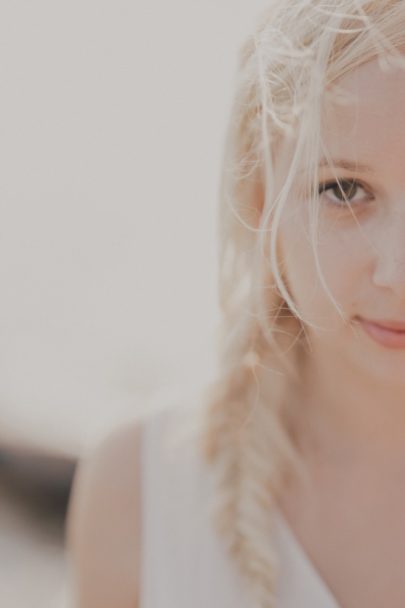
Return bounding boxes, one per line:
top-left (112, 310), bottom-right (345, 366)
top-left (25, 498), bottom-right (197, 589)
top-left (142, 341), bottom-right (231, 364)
top-left (287, 351), bottom-right (405, 467)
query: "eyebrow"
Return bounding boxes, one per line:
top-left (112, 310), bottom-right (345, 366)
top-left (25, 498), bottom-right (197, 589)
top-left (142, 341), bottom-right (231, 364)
top-left (318, 158), bottom-right (375, 174)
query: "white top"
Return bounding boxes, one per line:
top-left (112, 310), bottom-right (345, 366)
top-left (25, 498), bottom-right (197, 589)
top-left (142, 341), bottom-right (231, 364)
top-left (139, 401), bottom-right (340, 608)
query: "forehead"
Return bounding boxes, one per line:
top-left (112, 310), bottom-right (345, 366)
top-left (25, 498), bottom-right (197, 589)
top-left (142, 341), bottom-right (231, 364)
top-left (321, 56), bottom-right (405, 167)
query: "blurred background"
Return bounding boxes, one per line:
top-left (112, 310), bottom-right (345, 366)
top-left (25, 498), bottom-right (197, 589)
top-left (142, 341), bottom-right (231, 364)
top-left (0, 0), bottom-right (268, 605)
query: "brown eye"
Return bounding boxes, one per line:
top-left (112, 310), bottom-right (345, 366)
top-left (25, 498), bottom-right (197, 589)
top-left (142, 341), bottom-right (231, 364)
top-left (318, 179), bottom-right (369, 206)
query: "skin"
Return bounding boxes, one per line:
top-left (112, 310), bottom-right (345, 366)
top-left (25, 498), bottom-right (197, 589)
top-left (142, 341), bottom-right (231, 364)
top-left (277, 56), bottom-right (405, 606)
top-left (66, 421), bottom-right (141, 607)
top-left (278, 55), bottom-right (405, 455)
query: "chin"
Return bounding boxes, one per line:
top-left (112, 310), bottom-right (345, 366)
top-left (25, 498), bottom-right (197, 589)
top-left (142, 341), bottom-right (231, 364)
top-left (354, 348), bottom-right (405, 388)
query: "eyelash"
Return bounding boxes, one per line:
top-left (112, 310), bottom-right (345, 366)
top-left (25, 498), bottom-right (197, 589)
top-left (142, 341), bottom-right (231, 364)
top-left (318, 178), bottom-right (372, 207)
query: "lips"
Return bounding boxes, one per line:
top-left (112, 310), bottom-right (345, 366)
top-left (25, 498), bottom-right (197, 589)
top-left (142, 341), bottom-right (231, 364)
top-left (357, 318), bottom-right (405, 331)
top-left (355, 316), bottom-right (405, 349)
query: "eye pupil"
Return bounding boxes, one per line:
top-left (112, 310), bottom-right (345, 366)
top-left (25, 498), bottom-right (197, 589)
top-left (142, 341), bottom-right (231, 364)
top-left (333, 179), bottom-right (356, 200)
top-left (318, 178), bottom-right (364, 205)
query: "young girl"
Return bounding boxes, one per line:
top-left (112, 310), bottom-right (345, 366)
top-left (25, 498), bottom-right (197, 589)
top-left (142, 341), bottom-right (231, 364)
top-left (66, 2), bottom-right (405, 606)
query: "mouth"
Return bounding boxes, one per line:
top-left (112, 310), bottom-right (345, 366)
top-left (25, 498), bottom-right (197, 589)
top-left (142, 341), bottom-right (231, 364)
top-left (355, 316), bottom-right (405, 349)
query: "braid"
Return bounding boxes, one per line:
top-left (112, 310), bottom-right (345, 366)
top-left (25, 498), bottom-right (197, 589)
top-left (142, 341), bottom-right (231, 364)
top-left (198, 15), bottom-right (304, 602)
top-left (200, 310), bottom-right (303, 607)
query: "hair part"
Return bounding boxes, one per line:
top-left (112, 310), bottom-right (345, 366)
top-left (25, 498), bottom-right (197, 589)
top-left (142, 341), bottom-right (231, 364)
top-left (200, 2), bottom-right (405, 606)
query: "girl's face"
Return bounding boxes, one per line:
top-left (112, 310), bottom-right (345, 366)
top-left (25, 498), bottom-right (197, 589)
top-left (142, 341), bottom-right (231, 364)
top-left (279, 55), bottom-right (405, 385)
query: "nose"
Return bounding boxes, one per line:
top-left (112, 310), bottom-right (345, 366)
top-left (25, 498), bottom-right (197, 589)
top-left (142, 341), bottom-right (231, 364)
top-left (372, 212), bottom-right (405, 299)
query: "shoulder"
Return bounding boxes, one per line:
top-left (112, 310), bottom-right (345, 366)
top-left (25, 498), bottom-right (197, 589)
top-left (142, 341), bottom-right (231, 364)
top-left (66, 396), bottom-right (208, 607)
top-left (66, 418), bottom-right (143, 608)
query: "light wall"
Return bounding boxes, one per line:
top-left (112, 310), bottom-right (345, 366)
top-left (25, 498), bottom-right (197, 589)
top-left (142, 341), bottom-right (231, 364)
top-left (0, 0), bottom-right (269, 453)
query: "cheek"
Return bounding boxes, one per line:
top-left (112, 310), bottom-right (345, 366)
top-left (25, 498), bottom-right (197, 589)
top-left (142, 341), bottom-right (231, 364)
top-left (278, 220), bottom-right (369, 327)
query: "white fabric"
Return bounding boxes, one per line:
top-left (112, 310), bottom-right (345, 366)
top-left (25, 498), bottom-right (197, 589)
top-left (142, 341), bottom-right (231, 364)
top-left (139, 401), bottom-right (340, 607)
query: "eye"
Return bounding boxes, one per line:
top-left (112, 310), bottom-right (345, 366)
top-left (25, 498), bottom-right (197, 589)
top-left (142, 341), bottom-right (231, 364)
top-left (318, 178), bottom-right (371, 207)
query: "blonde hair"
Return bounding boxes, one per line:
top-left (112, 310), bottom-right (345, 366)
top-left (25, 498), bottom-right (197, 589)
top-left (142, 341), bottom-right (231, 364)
top-left (200, 2), bottom-right (405, 606)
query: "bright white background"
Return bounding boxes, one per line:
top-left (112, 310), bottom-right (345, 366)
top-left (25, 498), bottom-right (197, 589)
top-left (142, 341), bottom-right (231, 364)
top-left (0, 0), bottom-right (268, 454)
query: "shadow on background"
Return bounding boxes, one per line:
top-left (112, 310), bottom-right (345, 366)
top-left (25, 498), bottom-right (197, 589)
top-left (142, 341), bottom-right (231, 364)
top-left (0, 448), bottom-right (76, 521)
top-left (0, 449), bottom-right (77, 607)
